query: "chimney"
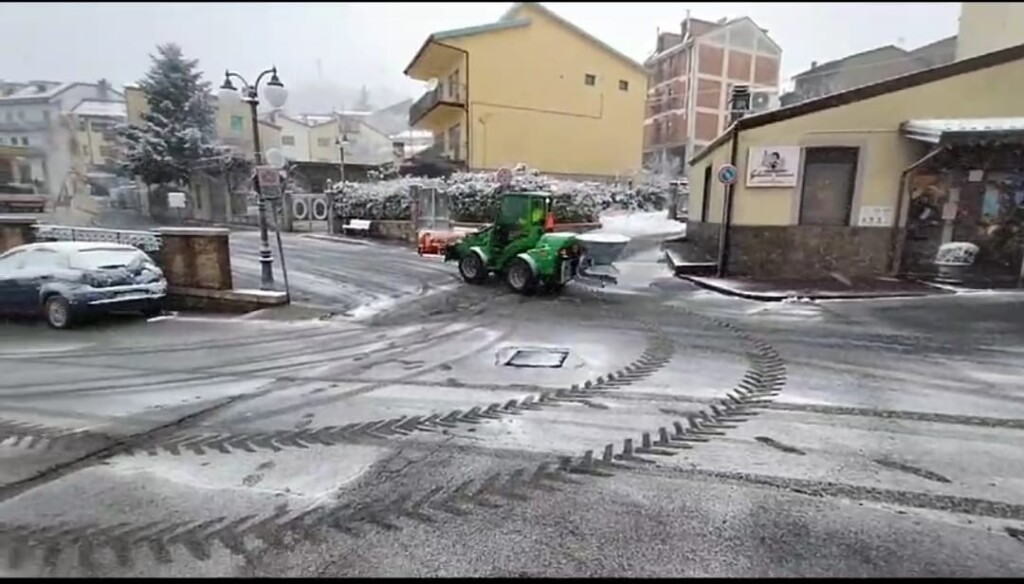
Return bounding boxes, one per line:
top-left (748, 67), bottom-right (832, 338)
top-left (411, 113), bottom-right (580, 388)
top-left (810, 60), bottom-right (818, 69)
top-left (97, 79), bottom-right (110, 100)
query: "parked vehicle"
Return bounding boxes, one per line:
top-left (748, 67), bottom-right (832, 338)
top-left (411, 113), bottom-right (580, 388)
top-left (0, 242), bottom-right (167, 329)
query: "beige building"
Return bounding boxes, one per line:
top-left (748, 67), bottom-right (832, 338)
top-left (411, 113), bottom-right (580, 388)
top-left (686, 42), bottom-right (1024, 283)
top-left (956, 2), bottom-right (1024, 61)
top-left (68, 99), bottom-right (126, 171)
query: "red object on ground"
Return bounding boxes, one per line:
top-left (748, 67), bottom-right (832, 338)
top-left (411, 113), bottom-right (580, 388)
top-left (417, 230), bottom-right (465, 256)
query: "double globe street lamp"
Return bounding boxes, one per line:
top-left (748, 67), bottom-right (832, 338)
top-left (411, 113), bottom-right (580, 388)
top-left (217, 67), bottom-right (288, 291)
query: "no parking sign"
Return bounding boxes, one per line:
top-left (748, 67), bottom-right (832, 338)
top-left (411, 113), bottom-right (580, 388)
top-left (717, 164), bottom-right (738, 185)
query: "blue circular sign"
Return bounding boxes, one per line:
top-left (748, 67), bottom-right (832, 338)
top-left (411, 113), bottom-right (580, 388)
top-left (717, 164), bottom-right (738, 185)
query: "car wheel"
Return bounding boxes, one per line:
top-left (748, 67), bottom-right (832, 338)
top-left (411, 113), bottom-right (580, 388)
top-left (459, 253), bottom-right (487, 284)
top-left (505, 258), bottom-right (537, 295)
top-left (44, 296), bottom-right (73, 330)
top-left (142, 304), bottom-right (164, 318)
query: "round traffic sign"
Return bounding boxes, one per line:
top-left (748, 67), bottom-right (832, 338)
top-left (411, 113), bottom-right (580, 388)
top-left (496, 167), bottom-right (513, 186)
top-left (717, 164), bottom-right (738, 185)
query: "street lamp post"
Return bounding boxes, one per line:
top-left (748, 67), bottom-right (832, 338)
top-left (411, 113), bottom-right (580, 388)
top-left (333, 134), bottom-right (349, 235)
top-left (218, 67), bottom-right (288, 291)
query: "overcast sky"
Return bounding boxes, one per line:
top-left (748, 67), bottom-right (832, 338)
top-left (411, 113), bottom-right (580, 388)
top-left (1, 2), bottom-right (961, 108)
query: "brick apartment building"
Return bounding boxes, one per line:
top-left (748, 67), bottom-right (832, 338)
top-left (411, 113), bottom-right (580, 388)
top-left (642, 14), bottom-right (782, 173)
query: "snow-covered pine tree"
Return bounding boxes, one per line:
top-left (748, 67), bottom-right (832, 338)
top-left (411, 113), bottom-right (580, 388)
top-left (117, 43), bottom-right (220, 188)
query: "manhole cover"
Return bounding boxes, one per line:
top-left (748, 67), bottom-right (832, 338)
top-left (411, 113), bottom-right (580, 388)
top-left (505, 348), bottom-right (569, 368)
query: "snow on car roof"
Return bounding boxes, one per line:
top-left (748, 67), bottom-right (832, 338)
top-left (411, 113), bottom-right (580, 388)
top-left (9, 241), bottom-right (141, 254)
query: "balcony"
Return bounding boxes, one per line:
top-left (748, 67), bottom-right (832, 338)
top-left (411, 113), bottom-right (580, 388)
top-left (409, 83), bottom-right (466, 127)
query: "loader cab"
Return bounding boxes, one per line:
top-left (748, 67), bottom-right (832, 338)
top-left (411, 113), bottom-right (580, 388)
top-left (496, 192), bottom-right (551, 229)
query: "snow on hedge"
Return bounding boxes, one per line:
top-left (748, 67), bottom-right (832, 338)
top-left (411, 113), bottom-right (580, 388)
top-left (330, 164), bottom-right (669, 223)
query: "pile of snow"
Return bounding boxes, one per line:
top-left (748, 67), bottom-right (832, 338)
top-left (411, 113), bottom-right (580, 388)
top-left (596, 210), bottom-right (686, 238)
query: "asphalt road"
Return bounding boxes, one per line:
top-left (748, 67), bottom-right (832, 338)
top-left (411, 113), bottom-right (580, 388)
top-left (229, 231), bottom-right (460, 317)
top-left (1, 235), bottom-right (1023, 577)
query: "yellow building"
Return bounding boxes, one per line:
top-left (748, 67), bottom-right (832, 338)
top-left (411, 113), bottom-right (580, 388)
top-left (686, 42), bottom-right (1024, 283)
top-left (404, 2), bottom-right (647, 179)
top-left (956, 2), bottom-right (1024, 61)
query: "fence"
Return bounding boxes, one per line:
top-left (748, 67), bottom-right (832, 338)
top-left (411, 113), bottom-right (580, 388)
top-left (33, 224), bottom-right (163, 253)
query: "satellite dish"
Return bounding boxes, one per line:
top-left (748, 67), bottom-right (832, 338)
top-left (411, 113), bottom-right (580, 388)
top-left (265, 148), bottom-right (287, 170)
top-left (426, 78), bottom-right (439, 91)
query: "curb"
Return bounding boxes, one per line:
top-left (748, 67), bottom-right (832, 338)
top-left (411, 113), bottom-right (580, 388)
top-left (301, 233), bottom-right (372, 246)
top-left (664, 251), bottom-right (950, 302)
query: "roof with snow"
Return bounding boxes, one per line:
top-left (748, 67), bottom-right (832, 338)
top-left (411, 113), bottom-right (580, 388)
top-left (405, 2), bottom-right (645, 76)
top-left (70, 100), bottom-right (127, 118)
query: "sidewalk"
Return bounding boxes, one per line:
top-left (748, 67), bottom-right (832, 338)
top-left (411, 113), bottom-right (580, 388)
top-left (663, 248), bottom-right (950, 301)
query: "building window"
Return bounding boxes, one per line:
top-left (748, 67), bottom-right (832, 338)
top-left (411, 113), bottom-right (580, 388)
top-left (619, 80), bottom-right (629, 91)
top-left (317, 137), bottom-right (331, 147)
top-left (16, 111), bottom-right (25, 120)
top-left (78, 119), bottom-right (88, 132)
top-left (584, 74), bottom-right (596, 86)
top-left (42, 110), bottom-right (51, 122)
top-left (281, 135), bottom-right (296, 146)
top-left (82, 145), bottom-right (90, 156)
top-left (20, 137), bottom-right (28, 146)
top-left (91, 120), bottom-right (112, 133)
top-left (99, 146), bottom-right (115, 159)
top-left (798, 147), bottom-right (859, 226)
top-left (230, 115), bottom-right (244, 133)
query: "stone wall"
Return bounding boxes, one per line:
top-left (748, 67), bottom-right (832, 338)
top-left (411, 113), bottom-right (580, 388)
top-left (685, 222), bottom-right (895, 279)
top-left (0, 215), bottom-right (37, 254)
top-left (728, 226), bottom-right (894, 279)
top-left (684, 222), bottom-right (721, 263)
top-left (156, 227), bottom-right (233, 290)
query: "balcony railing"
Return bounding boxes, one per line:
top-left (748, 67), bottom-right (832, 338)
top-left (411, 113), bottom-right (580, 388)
top-left (409, 83), bottom-right (467, 126)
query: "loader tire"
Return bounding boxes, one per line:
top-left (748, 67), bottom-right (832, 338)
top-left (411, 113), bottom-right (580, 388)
top-left (459, 253), bottom-right (487, 284)
top-left (505, 258), bottom-right (537, 295)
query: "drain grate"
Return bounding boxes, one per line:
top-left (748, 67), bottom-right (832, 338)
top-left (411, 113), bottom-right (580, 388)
top-left (505, 348), bottom-right (569, 369)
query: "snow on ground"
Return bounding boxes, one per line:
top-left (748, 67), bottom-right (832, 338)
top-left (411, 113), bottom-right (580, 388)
top-left (596, 210), bottom-right (686, 238)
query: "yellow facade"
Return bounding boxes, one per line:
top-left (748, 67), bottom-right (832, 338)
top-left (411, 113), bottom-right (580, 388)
top-left (689, 49), bottom-right (1024, 229)
top-left (956, 2), bottom-right (1024, 61)
top-left (405, 2), bottom-right (647, 178)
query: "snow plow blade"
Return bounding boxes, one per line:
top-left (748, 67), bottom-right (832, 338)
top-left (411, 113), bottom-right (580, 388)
top-left (417, 230), bottom-right (466, 257)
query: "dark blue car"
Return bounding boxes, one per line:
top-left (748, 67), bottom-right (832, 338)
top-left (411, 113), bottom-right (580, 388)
top-left (0, 241), bottom-right (167, 329)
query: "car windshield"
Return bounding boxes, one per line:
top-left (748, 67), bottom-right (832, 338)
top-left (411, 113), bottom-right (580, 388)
top-left (72, 248), bottom-right (147, 270)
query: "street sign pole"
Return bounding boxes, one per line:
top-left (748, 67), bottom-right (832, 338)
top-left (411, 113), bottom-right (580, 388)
top-left (715, 163), bottom-right (739, 277)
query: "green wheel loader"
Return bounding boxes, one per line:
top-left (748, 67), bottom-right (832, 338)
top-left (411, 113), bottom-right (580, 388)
top-left (443, 191), bottom-right (630, 295)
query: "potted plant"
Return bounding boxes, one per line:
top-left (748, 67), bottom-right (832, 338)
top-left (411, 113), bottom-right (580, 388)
top-left (933, 241), bottom-right (980, 283)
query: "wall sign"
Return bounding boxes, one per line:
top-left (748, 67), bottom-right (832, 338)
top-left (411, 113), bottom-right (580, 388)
top-left (746, 146), bottom-right (801, 188)
top-left (857, 206), bottom-right (894, 227)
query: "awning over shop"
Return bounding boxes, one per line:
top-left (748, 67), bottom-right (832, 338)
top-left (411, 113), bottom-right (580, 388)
top-left (901, 118), bottom-right (1024, 147)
